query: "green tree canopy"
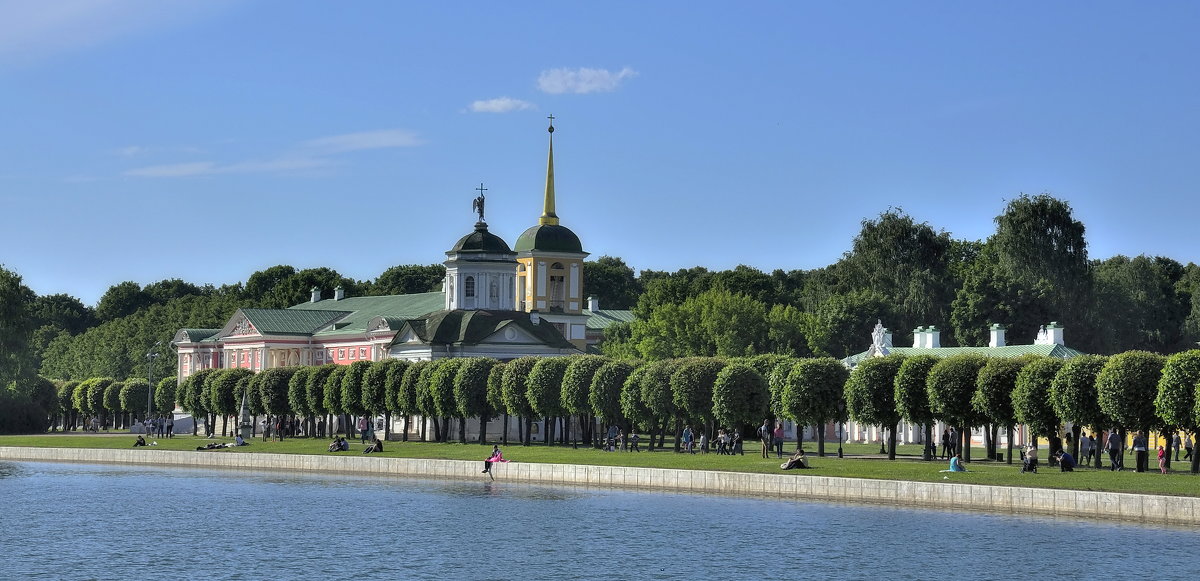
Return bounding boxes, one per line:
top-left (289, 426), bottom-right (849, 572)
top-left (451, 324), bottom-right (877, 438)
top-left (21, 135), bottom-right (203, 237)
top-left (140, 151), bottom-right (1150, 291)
top-left (972, 357), bottom-right (1027, 429)
top-left (894, 355), bottom-right (938, 426)
top-left (258, 367), bottom-right (295, 416)
top-left (670, 358), bottom-right (726, 424)
top-left (845, 354), bottom-right (905, 430)
top-left (711, 363), bottom-right (769, 428)
top-left (1154, 350), bottom-right (1200, 430)
top-left (1049, 354), bottom-right (1109, 431)
top-left (1012, 357), bottom-right (1064, 438)
top-left (1097, 351), bottom-right (1166, 433)
top-left (526, 357), bottom-right (571, 419)
top-left (455, 357), bottom-right (498, 420)
top-left (501, 357), bottom-right (538, 418)
top-left (782, 357), bottom-right (848, 428)
top-left (340, 360), bottom-right (371, 417)
top-left (590, 360), bottom-right (636, 424)
top-left (560, 355), bottom-right (608, 417)
top-left (926, 353), bottom-right (986, 428)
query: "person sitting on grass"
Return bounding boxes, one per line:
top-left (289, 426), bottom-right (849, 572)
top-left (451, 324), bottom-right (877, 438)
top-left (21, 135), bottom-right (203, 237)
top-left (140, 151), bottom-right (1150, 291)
top-left (1021, 444), bottom-right (1039, 474)
top-left (948, 453), bottom-right (968, 472)
top-left (780, 448), bottom-right (810, 470)
top-left (235, 434), bottom-right (248, 446)
top-left (133, 436), bottom-right (147, 447)
top-left (1055, 450), bottom-right (1076, 472)
top-left (363, 437), bottom-right (384, 454)
top-left (328, 437), bottom-right (343, 453)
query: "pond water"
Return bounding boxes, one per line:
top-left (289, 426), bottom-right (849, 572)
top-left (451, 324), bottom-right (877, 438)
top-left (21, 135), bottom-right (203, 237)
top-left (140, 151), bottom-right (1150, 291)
top-left (0, 461), bottom-right (1193, 580)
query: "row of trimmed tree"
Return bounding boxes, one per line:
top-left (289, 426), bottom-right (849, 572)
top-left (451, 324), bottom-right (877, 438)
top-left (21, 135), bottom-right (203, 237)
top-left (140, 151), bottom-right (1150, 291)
top-left (841, 349), bottom-right (1200, 474)
top-left (50, 349), bottom-right (1200, 475)
top-left (48, 376), bottom-right (176, 431)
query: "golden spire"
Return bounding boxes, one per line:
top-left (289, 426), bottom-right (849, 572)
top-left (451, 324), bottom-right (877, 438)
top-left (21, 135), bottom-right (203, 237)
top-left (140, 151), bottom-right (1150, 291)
top-left (539, 114), bottom-right (559, 226)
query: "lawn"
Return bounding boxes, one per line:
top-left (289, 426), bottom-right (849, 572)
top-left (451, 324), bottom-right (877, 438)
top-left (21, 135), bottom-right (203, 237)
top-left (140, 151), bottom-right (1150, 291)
top-left (3, 432), bottom-right (1197, 497)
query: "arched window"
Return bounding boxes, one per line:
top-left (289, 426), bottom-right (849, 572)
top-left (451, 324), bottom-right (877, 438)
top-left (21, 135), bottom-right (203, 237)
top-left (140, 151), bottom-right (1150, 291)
top-left (489, 280), bottom-right (499, 304)
top-left (549, 263), bottom-right (566, 312)
top-left (465, 276), bottom-right (476, 298)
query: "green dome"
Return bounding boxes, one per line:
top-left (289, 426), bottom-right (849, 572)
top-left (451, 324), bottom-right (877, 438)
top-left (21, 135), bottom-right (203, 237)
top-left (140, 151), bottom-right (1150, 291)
top-left (449, 222), bottom-right (514, 255)
top-left (514, 224), bottom-right (583, 253)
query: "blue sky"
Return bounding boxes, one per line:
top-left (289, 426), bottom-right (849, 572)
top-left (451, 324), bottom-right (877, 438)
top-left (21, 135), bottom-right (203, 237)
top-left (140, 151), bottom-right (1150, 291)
top-left (2, 1), bottom-right (1198, 306)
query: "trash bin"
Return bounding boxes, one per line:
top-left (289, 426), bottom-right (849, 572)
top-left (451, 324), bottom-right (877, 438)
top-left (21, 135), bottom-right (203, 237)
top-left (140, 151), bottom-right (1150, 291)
top-left (995, 452), bottom-right (1003, 462)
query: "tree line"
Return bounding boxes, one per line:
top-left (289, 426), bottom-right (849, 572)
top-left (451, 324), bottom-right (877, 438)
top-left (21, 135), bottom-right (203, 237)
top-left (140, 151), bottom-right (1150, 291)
top-left (31, 348), bottom-right (1200, 476)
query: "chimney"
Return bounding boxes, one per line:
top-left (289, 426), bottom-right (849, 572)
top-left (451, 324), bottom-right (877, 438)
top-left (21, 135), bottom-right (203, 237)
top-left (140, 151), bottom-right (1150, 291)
top-left (587, 296), bottom-right (600, 312)
top-left (530, 310), bottom-right (540, 325)
top-left (988, 323), bottom-right (1006, 348)
top-left (927, 325), bottom-right (941, 348)
top-left (334, 286), bottom-right (345, 301)
top-left (883, 328), bottom-right (893, 348)
top-left (912, 326), bottom-right (925, 348)
top-left (310, 286), bottom-right (321, 303)
top-left (1045, 322), bottom-right (1064, 345)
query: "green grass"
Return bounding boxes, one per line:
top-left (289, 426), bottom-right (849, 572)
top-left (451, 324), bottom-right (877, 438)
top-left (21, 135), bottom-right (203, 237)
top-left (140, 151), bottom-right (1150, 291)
top-left (4, 433), bottom-right (1197, 497)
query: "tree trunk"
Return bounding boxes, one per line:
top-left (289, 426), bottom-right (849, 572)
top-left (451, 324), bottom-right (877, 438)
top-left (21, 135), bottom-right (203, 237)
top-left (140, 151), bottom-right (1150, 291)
top-left (817, 426), bottom-right (826, 457)
top-left (960, 426), bottom-right (971, 462)
top-left (459, 417), bottom-right (467, 443)
top-left (402, 415), bottom-right (410, 442)
top-left (924, 424), bottom-right (933, 461)
top-left (524, 417), bottom-right (532, 446)
top-left (1071, 424), bottom-right (1082, 462)
top-left (1163, 429), bottom-right (1173, 470)
top-left (673, 420), bottom-right (682, 453)
top-left (887, 422), bottom-right (897, 460)
top-left (983, 424), bottom-right (992, 458)
top-left (1007, 425), bottom-right (1014, 464)
top-left (1191, 431), bottom-right (1199, 474)
top-left (501, 414), bottom-right (509, 446)
top-left (420, 416), bottom-right (427, 442)
top-left (479, 416), bottom-right (488, 444)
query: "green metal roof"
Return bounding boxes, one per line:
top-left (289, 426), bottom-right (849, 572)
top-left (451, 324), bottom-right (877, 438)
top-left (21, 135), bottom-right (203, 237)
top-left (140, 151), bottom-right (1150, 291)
top-left (448, 222), bottom-right (516, 257)
top-left (514, 223), bottom-right (584, 253)
top-left (291, 292), bottom-right (447, 337)
top-left (842, 343), bottom-right (1085, 368)
top-left (395, 309), bottom-right (576, 349)
top-left (584, 308), bottom-right (635, 330)
top-left (177, 328), bottom-right (221, 343)
top-left (242, 308), bottom-right (351, 335)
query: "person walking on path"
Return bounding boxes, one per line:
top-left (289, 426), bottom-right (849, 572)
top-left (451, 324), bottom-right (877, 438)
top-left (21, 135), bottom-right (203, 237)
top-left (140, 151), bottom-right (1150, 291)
top-left (1158, 445), bottom-right (1167, 474)
top-left (1172, 433), bottom-right (1181, 462)
top-left (759, 419), bottom-right (772, 459)
top-left (1184, 434), bottom-right (1193, 461)
top-left (681, 426), bottom-right (695, 454)
top-left (1079, 434), bottom-right (1091, 465)
top-left (773, 422), bottom-right (785, 459)
top-left (1132, 432), bottom-right (1149, 473)
top-left (1106, 430), bottom-right (1123, 471)
top-left (940, 429), bottom-right (951, 460)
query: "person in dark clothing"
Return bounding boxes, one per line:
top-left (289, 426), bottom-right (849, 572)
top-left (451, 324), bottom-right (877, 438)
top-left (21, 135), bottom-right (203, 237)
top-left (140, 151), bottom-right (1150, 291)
top-left (1056, 450), bottom-right (1076, 472)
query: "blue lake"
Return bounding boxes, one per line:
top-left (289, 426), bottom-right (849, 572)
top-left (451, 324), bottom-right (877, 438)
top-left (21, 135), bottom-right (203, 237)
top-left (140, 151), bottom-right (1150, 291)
top-left (0, 461), bottom-right (1194, 580)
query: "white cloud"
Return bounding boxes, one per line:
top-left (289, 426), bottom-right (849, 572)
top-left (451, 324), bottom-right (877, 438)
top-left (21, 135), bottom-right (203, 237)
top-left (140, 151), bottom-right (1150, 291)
top-left (537, 67), bottom-right (638, 94)
top-left (0, 0), bottom-right (232, 67)
top-left (302, 129), bottom-right (423, 153)
top-left (124, 162), bottom-right (217, 177)
top-left (470, 97), bottom-right (535, 113)
top-left (124, 128), bottom-right (420, 178)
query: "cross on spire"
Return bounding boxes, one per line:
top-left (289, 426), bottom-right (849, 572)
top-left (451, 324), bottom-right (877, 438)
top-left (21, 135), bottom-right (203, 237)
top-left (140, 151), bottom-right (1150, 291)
top-left (547, 113), bottom-right (555, 133)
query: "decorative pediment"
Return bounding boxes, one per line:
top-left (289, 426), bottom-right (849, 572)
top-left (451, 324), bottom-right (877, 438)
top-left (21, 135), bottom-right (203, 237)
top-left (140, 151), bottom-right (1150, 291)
top-left (230, 316), bottom-right (258, 337)
top-left (478, 322), bottom-right (538, 344)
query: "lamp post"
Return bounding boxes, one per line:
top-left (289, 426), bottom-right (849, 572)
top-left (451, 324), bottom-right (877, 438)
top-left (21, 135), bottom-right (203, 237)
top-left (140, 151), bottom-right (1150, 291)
top-left (146, 342), bottom-right (160, 425)
top-left (837, 401), bottom-right (845, 459)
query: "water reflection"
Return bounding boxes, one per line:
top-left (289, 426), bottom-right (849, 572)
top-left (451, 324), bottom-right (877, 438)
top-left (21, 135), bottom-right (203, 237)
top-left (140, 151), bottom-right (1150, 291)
top-left (0, 461), bottom-right (1197, 580)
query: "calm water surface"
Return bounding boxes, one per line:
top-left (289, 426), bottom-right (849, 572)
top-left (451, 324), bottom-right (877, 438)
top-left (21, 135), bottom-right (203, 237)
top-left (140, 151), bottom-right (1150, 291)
top-left (0, 461), bottom-right (1194, 580)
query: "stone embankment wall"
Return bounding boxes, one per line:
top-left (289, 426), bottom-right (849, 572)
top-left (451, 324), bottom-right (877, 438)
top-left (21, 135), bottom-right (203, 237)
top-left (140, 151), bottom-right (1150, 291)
top-left (1, 446), bottom-right (1194, 526)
